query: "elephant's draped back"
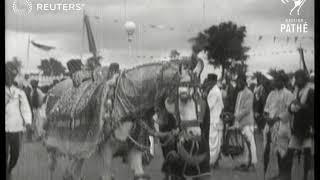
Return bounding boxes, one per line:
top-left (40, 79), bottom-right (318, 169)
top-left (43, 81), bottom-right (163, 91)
top-left (112, 63), bottom-right (166, 121)
top-left (44, 67), bottom-right (111, 159)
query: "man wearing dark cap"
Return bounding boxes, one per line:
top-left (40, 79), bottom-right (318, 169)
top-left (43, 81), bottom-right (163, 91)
top-left (30, 79), bottom-right (46, 140)
top-left (203, 73), bottom-right (224, 168)
top-left (233, 74), bottom-right (257, 171)
top-left (263, 71), bottom-right (294, 179)
top-left (286, 70), bottom-right (314, 180)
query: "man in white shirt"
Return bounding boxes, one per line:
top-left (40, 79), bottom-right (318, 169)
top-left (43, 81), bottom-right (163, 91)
top-left (233, 74), bottom-right (257, 171)
top-left (205, 74), bottom-right (224, 168)
top-left (263, 72), bottom-right (294, 179)
top-left (6, 64), bottom-right (32, 180)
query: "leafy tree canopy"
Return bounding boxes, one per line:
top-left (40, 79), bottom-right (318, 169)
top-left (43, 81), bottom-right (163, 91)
top-left (169, 49), bottom-right (180, 60)
top-left (6, 57), bottom-right (23, 73)
top-left (189, 21), bottom-right (250, 80)
top-left (37, 57), bottom-right (66, 76)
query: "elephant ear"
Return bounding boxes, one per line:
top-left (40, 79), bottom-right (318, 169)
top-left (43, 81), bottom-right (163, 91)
top-left (192, 57), bottom-right (204, 79)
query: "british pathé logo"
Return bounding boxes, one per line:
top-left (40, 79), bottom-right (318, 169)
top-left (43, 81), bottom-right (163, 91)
top-left (280, 19), bottom-right (308, 33)
top-left (281, 0), bottom-right (307, 16)
top-left (280, 0), bottom-right (309, 33)
top-left (12, 0), bottom-right (33, 16)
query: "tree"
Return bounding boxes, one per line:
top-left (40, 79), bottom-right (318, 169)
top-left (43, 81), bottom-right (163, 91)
top-left (38, 57), bottom-right (66, 76)
top-left (189, 21), bottom-right (249, 80)
top-left (268, 68), bottom-right (291, 83)
top-left (169, 49), bottom-right (180, 60)
top-left (267, 68), bottom-right (279, 78)
top-left (228, 62), bottom-right (248, 79)
top-left (6, 57), bottom-right (23, 73)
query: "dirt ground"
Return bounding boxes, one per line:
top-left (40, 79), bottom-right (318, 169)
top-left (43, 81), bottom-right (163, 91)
top-left (11, 133), bottom-right (314, 180)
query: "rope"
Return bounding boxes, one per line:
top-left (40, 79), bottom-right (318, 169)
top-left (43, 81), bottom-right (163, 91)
top-left (127, 135), bottom-right (150, 150)
top-left (138, 119), bottom-right (178, 147)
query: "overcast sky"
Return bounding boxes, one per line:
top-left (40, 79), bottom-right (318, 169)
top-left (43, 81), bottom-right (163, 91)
top-left (6, 0), bottom-right (315, 77)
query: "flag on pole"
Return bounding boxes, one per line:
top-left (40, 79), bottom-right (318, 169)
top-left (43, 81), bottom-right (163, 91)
top-left (297, 46), bottom-right (308, 74)
top-left (26, 36), bottom-right (30, 70)
top-left (31, 40), bottom-right (55, 51)
top-left (84, 14), bottom-right (97, 57)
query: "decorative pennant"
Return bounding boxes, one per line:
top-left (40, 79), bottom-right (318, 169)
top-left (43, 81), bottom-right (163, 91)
top-left (31, 40), bottom-right (56, 51)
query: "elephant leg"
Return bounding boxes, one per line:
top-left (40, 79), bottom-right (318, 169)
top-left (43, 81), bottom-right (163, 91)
top-left (99, 142), bottom-right (114, 180)
top-left (62, 170), bottom-right (73, 180)
top-left (47, 151), bottom-right (57, 180)
top-left (61, 158), bottom-right (85, 180)
top-left (128, 148), bottom-right (150, 180)
top-left (69, 158), bottom-right (85, 180)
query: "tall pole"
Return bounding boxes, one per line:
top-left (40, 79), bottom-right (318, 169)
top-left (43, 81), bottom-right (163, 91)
top-left (81, 9), bottom-right (85, 60)
top-left (203, 0), bottom-right (206, 29)
top-left (128, 42), bottom-right (132, 57)
top-left (139, 24), bottom-right (142, 58)
top-left (26, 35), bottom-right (30, 73)
top-left (124, 0), bottom-right (127, 20)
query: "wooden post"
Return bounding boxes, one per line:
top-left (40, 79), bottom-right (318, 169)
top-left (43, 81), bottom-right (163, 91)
top-left (26, 35), bottom-right (30, 72)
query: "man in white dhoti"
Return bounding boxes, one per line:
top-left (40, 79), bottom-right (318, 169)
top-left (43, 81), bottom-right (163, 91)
top-left (263, 72), bottom-right (294, 179)
top-left (205, 74), bottom-right (224, 167)
top-left (233, 74), bottom-right (257, 171)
